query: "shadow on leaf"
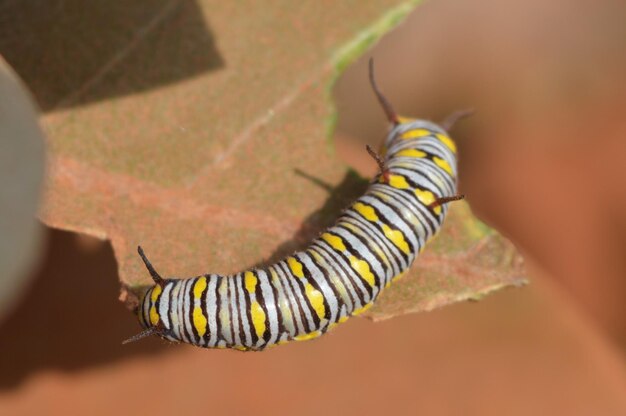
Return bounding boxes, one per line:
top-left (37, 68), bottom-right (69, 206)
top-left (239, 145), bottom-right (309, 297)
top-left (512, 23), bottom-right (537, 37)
top-left (0, 227), bottom-right (168, 391)
top-left (0, 0), bottom-right (224, 111)
top-left (255, 168), bottom-right (370, 267)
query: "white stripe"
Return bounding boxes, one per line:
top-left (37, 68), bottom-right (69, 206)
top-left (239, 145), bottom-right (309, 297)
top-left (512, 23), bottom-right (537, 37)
top-left (228, 277), bottom-right (241, 346)
top-left (297, 252), bottom-right (339, 323)
top-left (206, 275), bottom-right (219, 347)
top-left (218, 276), bottom-right (232, 345)
top-left (158, 283), bottom-right (172, 328)
top-left (235, 274), bottom-right (252, 347)
top-left (257, 269), bottom-right (279, 346)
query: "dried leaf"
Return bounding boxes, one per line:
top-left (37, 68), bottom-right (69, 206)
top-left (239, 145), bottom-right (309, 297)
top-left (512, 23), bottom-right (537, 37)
top-left (36, 0), bottom-right (525, 317)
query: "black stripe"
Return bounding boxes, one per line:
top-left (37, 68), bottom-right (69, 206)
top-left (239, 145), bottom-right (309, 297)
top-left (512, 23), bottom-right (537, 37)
top-left (313, 241), bottom-right (371, 305)
top-left (243, 271), bottom-right (259, 346)
top-left (235, 274), bottom-right (252, 347)
top-left (179, 279), bottom-right (192, 344)
top-left (252, 270), bottom-right (271, 345)
top-left (334, 223), bottom-right (387, 273)
top-left (345, 211), bottom-right (407, 274)
top-left (351, 197), bottom-right (416, 258)
top-left (271, 264), bottom-right (302, 336)
top-left (394, 166), bottom-right (448, 196)
top-left (214, 276), bottom-right (223, 346)
top-left (187, 277), bottom-right (200, 345)
top-left (227, 277), bottom-right (239, 346)
top-left (364, 194), bottom-right (417, 253)
top-left (321, 230), bottom-right (382, 291)
top-left (308, 246), bottom-right (359, 311)
top-left (341, 216), bottom-right (404, 276)
top-left (165, 281), bottom-right (175, 333)
top-left (303, 248), bottom-right (346, 318)
top-left (287, 262), bottom-right (322, 330)
top-left (265, 265), bottom-right (288, 339)
top-left (276, 261), bottom-right (313, 333)
top-left (388, 169), bottom-right (452, 225)
top-left (373, 184), bottom-right (438, 239)
top-left (295, 252), bottom-right (331, 326)
top-left (198, 276), bottom-right (209, 346)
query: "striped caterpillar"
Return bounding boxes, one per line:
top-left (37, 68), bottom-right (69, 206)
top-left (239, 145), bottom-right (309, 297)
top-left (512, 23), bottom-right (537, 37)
top-left (124, 59), bottom-right (470, 350)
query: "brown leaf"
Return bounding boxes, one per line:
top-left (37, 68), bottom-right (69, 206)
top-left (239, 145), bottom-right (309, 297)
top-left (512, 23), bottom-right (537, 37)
top-left (33, 0), bottom-right (525, 316)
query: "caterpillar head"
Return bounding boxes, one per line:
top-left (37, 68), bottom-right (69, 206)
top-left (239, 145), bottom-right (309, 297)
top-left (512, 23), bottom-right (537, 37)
top-left (123, 246), bottom-right (173, 344)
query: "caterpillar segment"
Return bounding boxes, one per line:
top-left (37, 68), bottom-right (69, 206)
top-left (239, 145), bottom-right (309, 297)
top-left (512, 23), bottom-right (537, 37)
top-left (124, 59), bottom-right (467, 350)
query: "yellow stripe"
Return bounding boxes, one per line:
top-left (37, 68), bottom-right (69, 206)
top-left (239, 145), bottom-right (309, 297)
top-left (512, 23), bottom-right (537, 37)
top-left (192, 277), bottom-right (208, 337)
top-left (321, 232), bottom-right (346, 251)
top-left (149, 285), bottom-right (162, 325)
top-left (349, 256), bottom-right (376, 287)
top-left (193, 276), bottom-right (207, 300)
top-left (435, 133), bottom-right (457, 153)
top-left (193, 306), bottom-right (208, 337)
top-left (415, 188), bottom-right (435, 205)
top-left (401, 128), bottom-right (430, 139)
top-left (287, 257), bottom-right (305, 278)
top-left (340, 221), bottom-right (390, 268)
top-left (338, 315), bottom-right (349, 323)
top-left (395, 149), bottom-right (427, 158)
top-left (309, 248), bottom-right (351, 308)
top-left (352, 303), bottom-right (373, 316)
top-left (309, 249), bottom-right (324, 263)
top-left (382, 224), bottom-right (410, 254)
top-left (397, 116), bottom-right (415, 124)
top-left (393, 271), bottom-right (407, 281)
top-left (388, 174), bottom-right (410, 189)
top-left (244, 271), bottom-right (257, 293)
top-left (150, 285), bottom-right (162, 302)
top-left (242, 271), bottom-right (266, 340)
top-left (415, 189), bottom-right (441, 214)
top-left (305, 283), bottom-right (326, 320)
top-left (433, 157), bottom-right (453, 176)
top-left (353, 202), bottom-right (378, 222)
top-left (250, 301), bottom-right (266, 339)
top-left (294, 331), bottom-right (321, 342)
top-left (371, 190), bottom-right (390, 201)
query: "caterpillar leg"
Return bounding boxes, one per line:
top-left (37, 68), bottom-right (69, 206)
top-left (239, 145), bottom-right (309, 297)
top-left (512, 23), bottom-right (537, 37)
top-left (365, 144), bottom-right (390, 183)
top-left (429, 194), bottom-right (465, 208)
top-left (368, 58), bottom-right (399, 124)
top-left (440, 109), bottom-right (475, 131)
top-left (137, 245), bottom-right (165, 287)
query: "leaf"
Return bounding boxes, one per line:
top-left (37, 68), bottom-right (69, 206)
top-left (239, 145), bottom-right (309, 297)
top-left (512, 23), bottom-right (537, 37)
top-left (34, 0), bottom-right (525, 316)
top-left (0, 58), bottom-right (46, 321)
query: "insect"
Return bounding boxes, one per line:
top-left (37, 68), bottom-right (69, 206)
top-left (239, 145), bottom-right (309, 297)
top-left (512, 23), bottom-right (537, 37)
top-left (124, 59), bottom-right (471, 350)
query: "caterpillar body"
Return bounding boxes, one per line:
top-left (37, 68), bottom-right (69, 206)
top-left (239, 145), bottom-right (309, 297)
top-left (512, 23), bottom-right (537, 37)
top-left (125, 59), bottom-right (469, 350)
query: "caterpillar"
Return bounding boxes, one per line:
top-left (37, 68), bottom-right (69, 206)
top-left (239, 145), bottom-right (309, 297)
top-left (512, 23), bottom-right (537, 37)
top-left (123, 59), bottom-right (470, 350)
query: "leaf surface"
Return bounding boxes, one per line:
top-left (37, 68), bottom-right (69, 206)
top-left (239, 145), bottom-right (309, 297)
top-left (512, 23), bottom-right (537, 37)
top-left (37, 0), bottom-right (526, 314)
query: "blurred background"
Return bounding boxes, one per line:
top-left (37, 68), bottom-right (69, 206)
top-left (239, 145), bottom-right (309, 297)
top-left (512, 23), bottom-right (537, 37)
top-left (1, 0), bottom-right (625, 415)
